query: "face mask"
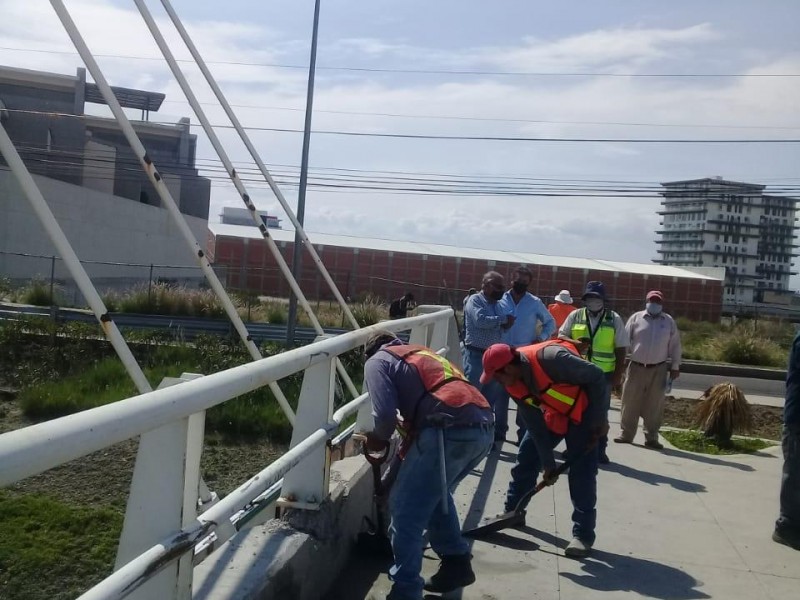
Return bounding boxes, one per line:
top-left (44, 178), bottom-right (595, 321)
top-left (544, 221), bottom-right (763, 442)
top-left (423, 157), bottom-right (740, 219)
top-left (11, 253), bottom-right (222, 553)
top-left (646, 302), bottom-right (663, 316)
top-left (585, 298), bottom-right (604, 313)
top-left (490, 289), bottom-right (505, 301)
top-left (512, 282), bottom-right (529, 294)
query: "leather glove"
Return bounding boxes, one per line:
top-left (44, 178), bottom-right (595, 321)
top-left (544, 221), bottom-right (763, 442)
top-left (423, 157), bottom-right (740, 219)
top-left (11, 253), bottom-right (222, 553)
top-left (542, 468), bottom-right (559, 487)
top-left (364, 433), bottom-right (390, 465)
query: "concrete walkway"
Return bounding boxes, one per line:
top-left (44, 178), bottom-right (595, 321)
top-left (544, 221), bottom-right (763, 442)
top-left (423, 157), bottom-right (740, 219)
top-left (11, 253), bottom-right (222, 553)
top-left (326, 401), bottom-right (798, 599)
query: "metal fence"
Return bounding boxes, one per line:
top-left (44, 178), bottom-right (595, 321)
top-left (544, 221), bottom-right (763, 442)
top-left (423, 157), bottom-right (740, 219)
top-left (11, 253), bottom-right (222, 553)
top-left (0, 250), bottom-right (223, 306)
top-left (0, 306), bottom-right (461, 600)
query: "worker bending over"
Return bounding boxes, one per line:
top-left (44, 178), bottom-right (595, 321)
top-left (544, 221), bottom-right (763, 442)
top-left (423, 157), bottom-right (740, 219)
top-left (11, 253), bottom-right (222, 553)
top-left (361, 331), bottom-right (494, 600)
top-left (481, 340), bottom-right (607, 557)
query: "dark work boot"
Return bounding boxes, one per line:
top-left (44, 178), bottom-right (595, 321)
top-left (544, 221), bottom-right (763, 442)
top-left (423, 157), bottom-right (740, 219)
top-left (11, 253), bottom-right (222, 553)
top-left (423, 553), bottom-right (476, 593)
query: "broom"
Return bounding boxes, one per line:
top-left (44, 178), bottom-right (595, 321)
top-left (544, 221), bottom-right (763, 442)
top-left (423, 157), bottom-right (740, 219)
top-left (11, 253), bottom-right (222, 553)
top-left (693, 382), bottom-right (753, 446)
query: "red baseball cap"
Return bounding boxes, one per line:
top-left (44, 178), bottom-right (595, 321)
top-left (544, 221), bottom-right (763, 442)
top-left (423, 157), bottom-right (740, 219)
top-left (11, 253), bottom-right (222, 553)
top-left (480, 344), bottom-right (515, 384)
top-left (646, 290), bottom-right (664, 302)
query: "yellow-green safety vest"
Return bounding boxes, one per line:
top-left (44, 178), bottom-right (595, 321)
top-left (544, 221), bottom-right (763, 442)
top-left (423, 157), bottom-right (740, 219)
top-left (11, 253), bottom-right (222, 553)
top-left (570, 308), bottom-right (617, 373)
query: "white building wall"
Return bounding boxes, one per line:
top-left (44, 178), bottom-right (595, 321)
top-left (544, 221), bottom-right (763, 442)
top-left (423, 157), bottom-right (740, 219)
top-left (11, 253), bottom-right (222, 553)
top-left (0, 170), bottom-right (209, 293)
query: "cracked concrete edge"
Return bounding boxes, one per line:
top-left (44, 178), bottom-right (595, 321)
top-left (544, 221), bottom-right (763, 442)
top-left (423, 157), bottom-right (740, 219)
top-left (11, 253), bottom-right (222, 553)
top-left (192, 456), bottom-right (374, 600)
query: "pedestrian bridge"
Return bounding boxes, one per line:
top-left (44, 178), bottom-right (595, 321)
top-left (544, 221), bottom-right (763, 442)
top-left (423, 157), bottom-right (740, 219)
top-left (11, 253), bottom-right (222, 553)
top-left (0, 307), bottom-right (464, 600)
top-left (1, 305), bottom-right (797, 600)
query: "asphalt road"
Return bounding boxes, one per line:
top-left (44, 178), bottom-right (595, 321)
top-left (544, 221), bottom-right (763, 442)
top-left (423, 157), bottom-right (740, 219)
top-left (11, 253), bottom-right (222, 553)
top-left (672, 371), bottom-right (785, 407)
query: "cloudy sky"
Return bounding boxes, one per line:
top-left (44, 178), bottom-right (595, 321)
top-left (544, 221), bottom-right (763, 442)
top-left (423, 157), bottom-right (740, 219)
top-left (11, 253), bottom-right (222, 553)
top-left (1, 0), bottom-right (799, 269)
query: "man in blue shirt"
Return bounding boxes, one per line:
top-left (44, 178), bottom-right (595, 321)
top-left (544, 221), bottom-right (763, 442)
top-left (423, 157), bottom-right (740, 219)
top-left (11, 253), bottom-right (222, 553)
top-left (463, 271), bottom-right (515, 444)
top-left (500, 267), bottom-right (556, 347)
top-left (774, 330), bottom-right (800, 551)
top-left (500, 266), bottom-right (556, 445)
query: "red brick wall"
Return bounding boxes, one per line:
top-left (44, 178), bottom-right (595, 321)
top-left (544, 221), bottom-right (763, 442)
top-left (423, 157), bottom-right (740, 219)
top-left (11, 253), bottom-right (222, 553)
top-left (209, 234), bottom-right (722, 322)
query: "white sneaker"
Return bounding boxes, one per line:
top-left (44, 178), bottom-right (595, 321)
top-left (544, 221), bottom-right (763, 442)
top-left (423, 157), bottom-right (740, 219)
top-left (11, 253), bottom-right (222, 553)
top-left (564, 537), bottom-right (592, 558)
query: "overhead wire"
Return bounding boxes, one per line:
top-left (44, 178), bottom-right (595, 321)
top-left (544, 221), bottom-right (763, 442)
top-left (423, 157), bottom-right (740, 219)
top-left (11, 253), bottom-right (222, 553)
top-left (1, 45), bottom-right (799, 78)
top-left (10, 143), bottom-right (800, 199)
top-left (3, 107), bottom-right (799, 144)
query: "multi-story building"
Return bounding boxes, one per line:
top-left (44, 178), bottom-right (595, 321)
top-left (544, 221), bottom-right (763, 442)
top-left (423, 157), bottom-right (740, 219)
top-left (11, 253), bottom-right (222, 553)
top-left (220, 206), bottom-right (282, 229)
top-left (656, 177), bottom-right (797, 308)
top-left (0, 64), bottom-right (211, 291)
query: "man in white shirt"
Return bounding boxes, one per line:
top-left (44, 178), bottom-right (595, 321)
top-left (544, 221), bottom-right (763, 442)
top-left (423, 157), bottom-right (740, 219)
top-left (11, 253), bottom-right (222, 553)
top-left (614, 290), bottom-right (682, 450)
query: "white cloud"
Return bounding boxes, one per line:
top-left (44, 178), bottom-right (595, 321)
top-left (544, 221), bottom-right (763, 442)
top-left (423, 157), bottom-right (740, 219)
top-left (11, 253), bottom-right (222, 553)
top-left (1, 1), bottom-right (797, 285)
top-left (477, 24), bottom-right (720, 72)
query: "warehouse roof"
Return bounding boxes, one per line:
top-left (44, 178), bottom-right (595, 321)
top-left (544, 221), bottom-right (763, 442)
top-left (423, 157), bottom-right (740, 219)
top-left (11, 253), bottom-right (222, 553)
top-left (208, 223), bottom-right (724, 281)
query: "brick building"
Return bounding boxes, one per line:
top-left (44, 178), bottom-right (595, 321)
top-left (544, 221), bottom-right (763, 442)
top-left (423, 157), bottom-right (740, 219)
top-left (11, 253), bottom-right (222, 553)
top-left (208, 223), bottom-right (725, 322)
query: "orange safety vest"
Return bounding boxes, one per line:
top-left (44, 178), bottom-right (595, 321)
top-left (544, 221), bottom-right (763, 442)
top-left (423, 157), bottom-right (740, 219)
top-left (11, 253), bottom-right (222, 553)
top-left (381, 344), bottom-right (490, 410)
top-left (547, 302), bottom-right (577, 333)
top-left (503, 339), bottom-right (588, 435)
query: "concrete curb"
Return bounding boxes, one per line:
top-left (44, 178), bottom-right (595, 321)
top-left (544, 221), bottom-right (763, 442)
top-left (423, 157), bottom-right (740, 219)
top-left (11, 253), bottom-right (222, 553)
top-left (193, 456), bottom-right (375, 600)
top-left (680, 359), bottom-right (786, 381)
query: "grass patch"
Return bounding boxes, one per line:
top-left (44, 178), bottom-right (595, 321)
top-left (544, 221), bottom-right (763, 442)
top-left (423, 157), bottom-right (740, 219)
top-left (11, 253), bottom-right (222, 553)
top-left (0, 491), bottom-right (122, 600)
top-left (662, 429), bottom-right (774, 455)
top-left (17, 355), bottom-right (198, 420)
top-left (677, 318), bottom-right (790, 367)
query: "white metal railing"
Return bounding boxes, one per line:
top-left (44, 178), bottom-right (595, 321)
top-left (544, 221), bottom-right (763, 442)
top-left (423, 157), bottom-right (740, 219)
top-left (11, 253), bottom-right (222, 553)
top-left (0, 306), bottom-right (462, 600)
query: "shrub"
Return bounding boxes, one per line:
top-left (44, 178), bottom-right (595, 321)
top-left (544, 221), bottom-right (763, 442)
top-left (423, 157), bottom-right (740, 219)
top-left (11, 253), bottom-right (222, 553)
top-left (718, 336), bottom-right (785, 367)
top-left (350, 295), bottom-right (388, 328)
top-left (19, 280), bottom-right (57, 306)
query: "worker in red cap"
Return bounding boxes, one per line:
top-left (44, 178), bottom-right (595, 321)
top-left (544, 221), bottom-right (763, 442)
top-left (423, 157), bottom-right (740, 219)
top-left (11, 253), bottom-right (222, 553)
top-left (481, 339), bottom-right (608, 557)
top-left (615, 290), bottom-right (682, 449)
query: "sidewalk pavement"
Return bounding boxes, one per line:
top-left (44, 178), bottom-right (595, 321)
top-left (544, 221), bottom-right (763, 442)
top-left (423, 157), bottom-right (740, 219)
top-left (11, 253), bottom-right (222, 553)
top-left (327, 401), bottom-right (798, 600)
top-left (671, 386), bottom-right (784, 408)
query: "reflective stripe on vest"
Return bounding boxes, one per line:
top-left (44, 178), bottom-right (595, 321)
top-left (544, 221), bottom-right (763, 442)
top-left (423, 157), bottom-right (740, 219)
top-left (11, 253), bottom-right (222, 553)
top-left (571, 308), bottom-right (616, 373)
top-left (504, 340), bottom-right (589, 434)
top-left (381, 344), bottom-right (490, 409)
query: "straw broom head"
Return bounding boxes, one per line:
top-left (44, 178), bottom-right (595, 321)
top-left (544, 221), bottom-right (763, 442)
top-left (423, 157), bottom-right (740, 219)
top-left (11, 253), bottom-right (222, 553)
top-left (694, 382), bottom-right (753, 444)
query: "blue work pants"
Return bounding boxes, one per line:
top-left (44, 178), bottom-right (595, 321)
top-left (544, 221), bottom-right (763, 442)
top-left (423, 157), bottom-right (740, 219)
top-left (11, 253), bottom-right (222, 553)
top-left (505, 419), bottom-right (599, 545)
top-left (776, 423), bottom-right (800, 543)
top-left (388, 425), bottom-right (493, 600)
top-left (462, 346), bottom-right (508, 440)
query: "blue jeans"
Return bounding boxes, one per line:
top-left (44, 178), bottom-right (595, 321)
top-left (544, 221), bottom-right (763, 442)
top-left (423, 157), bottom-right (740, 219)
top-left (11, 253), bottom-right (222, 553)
top-left (388, 425), bottom-right (494, 600)
top-left (506, 419), bottom-right (599, 545)
top-left (776, 423), bottom-right (800, 541)
top-left (462, 346), bottom-right (509, 440)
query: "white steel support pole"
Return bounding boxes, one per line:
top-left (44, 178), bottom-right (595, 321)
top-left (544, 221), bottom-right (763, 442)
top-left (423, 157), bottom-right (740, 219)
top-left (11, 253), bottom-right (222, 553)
top-left (49, 0), bottom-right (294, 425)
top-left (280, 355), bottom-right (336, 508)
top-left (132, 0), bottom-right (360, 401)
top-left (157, 0), bottom-right (360, 330)
top-left (0, 121), bottom-right (152, 394)
top-left (117, 375), bottom-right (206, 600)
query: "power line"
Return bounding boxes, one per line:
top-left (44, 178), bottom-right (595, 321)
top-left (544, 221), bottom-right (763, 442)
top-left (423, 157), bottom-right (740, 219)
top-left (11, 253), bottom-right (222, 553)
top-left (158, 100), bottom-right (800, 131)
top-left (1, 45), bottom-right (799, 78)
top-left (5, 107), bottom-right (799, 144)
top-left (12, 143), bottom-right (800, 196)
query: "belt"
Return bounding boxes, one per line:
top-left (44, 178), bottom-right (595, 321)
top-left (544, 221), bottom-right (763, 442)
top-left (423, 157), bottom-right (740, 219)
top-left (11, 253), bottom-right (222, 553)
top-left (630, 360), bottom-right (666, 369)
top-left (465, 345), bottom-right (487, 353)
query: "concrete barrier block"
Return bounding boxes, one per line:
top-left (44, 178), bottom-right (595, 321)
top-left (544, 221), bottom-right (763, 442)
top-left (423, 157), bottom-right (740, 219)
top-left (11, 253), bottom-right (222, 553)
top-left (193, 456), bottom-right (375, 600)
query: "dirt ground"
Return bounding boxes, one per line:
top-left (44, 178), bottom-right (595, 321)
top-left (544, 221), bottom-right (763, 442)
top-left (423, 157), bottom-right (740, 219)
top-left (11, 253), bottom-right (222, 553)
top-left (661, 395), bottom-right (784, 441)
top-left (0, 394), bottom-right (284, 510)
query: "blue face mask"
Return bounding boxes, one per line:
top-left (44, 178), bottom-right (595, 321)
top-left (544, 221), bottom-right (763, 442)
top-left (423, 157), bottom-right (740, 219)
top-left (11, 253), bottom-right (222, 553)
top-left (646, 302), bottom-right (663, 316)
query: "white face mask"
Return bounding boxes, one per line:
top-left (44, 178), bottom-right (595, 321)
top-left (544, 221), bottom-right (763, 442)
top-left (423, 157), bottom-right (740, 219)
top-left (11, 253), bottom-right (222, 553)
top-left (584, 298), bottom-right (604, 313)
top-left (646, 302), bottom-right (663, 316)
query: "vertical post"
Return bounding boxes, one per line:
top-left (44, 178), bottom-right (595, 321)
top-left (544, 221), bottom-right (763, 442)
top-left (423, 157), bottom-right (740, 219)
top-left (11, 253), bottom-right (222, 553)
top-left (148, 263), bottom-right (154, 310)
top-left (49, 255), bottom-right (55, 305)
top-left (287, 0), bottom-right (321, 346)
top-left (280, 352), bottom-right (335, 509)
